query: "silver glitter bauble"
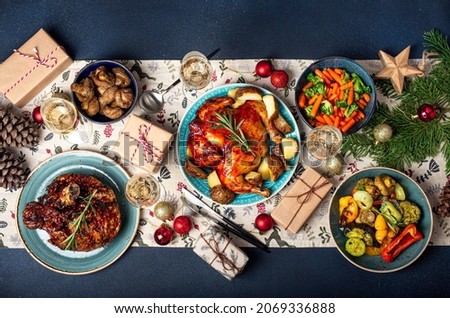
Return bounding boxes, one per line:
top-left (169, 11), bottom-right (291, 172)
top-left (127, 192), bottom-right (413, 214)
top-left (325, 156), bottom-right (343, 176)
top-left (153, 201), bottom-right (175, 221)
top-left (373, 123), bottom-right (393, 143)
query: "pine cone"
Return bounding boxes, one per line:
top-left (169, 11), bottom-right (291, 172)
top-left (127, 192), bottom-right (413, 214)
top-left (436, 179), bottom-right (450, 218)
top-left (0, 107), bottom-right (39, 148)
top-left (0, 147), bottom-right (30, 191)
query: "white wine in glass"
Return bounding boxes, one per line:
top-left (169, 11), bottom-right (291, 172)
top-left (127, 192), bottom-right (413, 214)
top-left (41, 97), bottom-right (92, 143)
top-left (180, 51), bottom-right (213, 100)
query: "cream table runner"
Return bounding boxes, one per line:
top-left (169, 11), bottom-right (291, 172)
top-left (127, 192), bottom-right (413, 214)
top-left (1, 58), bottom-right (449, 249)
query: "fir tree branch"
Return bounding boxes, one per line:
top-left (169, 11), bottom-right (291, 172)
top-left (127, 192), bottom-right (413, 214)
top-left (424, 29), bottom-right (450, 60)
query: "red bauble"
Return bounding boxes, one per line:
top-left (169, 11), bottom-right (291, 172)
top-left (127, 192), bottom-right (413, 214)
top-left (270, 70), bottom-right (289, 88)
top-left (254, 213), bottom-right (274, 232)
top-left (173, 215), bottom-right (192, 235)
top-left (255, 60), bottom-right (273, 78)
top-left (32, 106), bottom-right (44, 124)
top-left (417, 103), bottom-right (439, 122)
top-left (154, 225), bottom-right (173, 245)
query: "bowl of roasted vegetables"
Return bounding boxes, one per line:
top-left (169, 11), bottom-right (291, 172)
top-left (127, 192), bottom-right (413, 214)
top-left (295, 56), bottom-right (376, 135)
top-left (329, 167), bottom-right (433, 273)
top-left (70, 60), bottom-right (138, 124)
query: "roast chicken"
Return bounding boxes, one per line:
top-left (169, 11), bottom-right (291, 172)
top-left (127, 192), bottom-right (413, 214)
top-left (186, 96), bottom-right (283, 198)
top-left (22, 173), bottom-right (121, 251)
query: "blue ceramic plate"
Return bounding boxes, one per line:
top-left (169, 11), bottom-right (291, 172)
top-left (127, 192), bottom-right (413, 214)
top-left (295, 56), bottom-right (376, 135)
top-left (16, 151), bottom-right (140, 275)
top-left (329, 167), bottom-right (433, 273)
top-left (71, 60), bottom-right (138, 124)
top-left (177, 83), bottom-right (301, 206)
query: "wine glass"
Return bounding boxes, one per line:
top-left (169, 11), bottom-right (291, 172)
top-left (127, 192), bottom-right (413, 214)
top-left (125, 174), bottom-right (165, 208)
top-left (301, 125), bottom-right (343, 167)
top-left (40, 97), bottom-right (92, 144)
top-left (179, 51), bottom-right (213, 101)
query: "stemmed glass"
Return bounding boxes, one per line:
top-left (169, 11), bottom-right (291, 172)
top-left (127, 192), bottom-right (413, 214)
top-left (301, 125), bottom-right (343, 168)
top-left (125, 174), bottom-right (165, 208)
top-left (40, 96), bottom-right (92, 144)
top-left (179, 51), bottom-right (213, 101)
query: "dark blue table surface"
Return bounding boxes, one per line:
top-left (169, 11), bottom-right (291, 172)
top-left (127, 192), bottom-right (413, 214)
top-left (1, 0), bottom-right (450, 298)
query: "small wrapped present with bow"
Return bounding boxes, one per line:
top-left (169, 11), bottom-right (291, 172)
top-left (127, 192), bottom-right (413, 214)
top-left (113, 114), bottom-right (173, 174)
top-left (193, 226), bottom-right (249, 281)
top-left (271, 167), bottom-right (332, 234)
top-left (0, 28), bottom-right (73, 107)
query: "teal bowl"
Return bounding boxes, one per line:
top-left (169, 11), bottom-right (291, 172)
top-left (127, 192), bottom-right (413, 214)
top-left (329, 167), bottom-right (433, 273)
top-left (295, 56), bottom-right (376, 135)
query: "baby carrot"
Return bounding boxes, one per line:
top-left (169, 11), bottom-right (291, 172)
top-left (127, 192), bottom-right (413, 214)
top-left (326, 68), bottom-right (342, 84)
top-left (298, 92), bottom-right (307, 108)
top-left (333, 116), bottom-right (340, 128)
top-left (322, 114), bottom-right (334, 126)
top-left (310, 94), bottom-right (323, 118)
top-left (302, 81), bottom-right (313, 92)
top-left (347, 87), bottom-right (354, 105)
top-left (314, 69), bottom-right (331, 85)
top-left (334, 68), bottom-right (343, 75)
top-left (339, 81), bottom-right (353, 90)
top-left (339, 89), bottom-right (345, 101)
top-left (308, 94), bottom-right (318, 105)
top-left (341, 118), bottom-right (357, 133)
top-left (315, 115), bottom-right (326, 124)
top-left (362, 93), bottom-right (371, 102)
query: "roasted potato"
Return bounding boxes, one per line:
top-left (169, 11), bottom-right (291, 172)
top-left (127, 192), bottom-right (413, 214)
top-left (281, 137), bottom-right (299, 160)
top-left (267, 154), bottom-right (285, 182)
top-left (262, 94), bottom-right (278, 120)
top-left (244, 171), bottom-right (262, 186)
top-left (234, 87), bottom-right (263, 101)
top-left (210, 185), bottom-right (236, 205)
top-left (273, 115), bottom-right (293, 134)
top-left (207, 170), bottom-right (222, 188)
top-left (184, 160), bottom-right (208, 179)
top-left (257, 157), bottom-right (271, 180)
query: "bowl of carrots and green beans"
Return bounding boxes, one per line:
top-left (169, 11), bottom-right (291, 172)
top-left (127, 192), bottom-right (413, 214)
top-left (295, 57), bottom-right (376, 135)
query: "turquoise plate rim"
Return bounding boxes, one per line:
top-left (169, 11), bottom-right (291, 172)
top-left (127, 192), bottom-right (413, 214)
top-left (15, 150), bottom-right (140, 275)
top-left (176, 83), bottom-right (301, 207)
top-left (328, 167), bottom-right (433, 273)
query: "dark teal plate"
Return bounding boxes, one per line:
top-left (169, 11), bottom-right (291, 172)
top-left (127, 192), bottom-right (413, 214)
top-left (177, 83), bottom-right (301, 206)
top-left (329, 167), bottom-right (433, 273)
top-left (16, 151), bottom-right (140, 275)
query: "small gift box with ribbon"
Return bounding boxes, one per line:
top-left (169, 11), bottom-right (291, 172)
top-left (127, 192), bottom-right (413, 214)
top-left (114, 114), bottom-right (173, 174)
top-left (271, 167), bottom-right (332, 234)
top-left (0, 28), bottom-right (73, 108)
top-left (193, 226), bottom-right (249, 281)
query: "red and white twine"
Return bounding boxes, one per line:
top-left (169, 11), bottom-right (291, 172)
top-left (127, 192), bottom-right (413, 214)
top-left (124, 124), bottom-right (165, 164)
top-left (4, 46), bottom-right (60, 96)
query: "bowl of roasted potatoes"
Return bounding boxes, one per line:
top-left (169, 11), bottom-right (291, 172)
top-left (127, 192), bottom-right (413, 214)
top-left (70, 60), bottom-right (138, 124)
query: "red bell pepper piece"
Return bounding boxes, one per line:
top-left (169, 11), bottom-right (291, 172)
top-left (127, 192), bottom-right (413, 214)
top-left (381, 224), bottom-right (423, 262)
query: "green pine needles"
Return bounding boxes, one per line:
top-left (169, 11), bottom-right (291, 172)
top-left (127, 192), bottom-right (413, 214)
top-left (342, 29), bottom-right (450, 173)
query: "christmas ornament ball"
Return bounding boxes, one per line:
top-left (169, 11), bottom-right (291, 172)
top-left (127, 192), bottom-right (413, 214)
top-left (173, 215), bottom-right (192, 235)
top-left (153, 201), bottom-right (175, 221)
top-left (373, 123), bottom-right (393, 143)
top-left (32, 106), bottom-right (44, 124)
top-left (417, 103), bottom-right (438, 122)
top-left (254, 213), bottom-right (274, 232)
top-left (270, 70), bottom-right (289, 88)
top-left (255, 60), bottom-right (273, 78)
top-left (154, 225), bottom-right (173, 245)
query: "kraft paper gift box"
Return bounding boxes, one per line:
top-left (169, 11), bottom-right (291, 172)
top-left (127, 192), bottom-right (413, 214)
top-left (271, 167), bottom-right (332, 234)
top-left (0, 28), bottom-right (73, 107)
top-left (114, 114), bottom-right (173, 174)
top-left (193, 226), bottom-right (249, 281)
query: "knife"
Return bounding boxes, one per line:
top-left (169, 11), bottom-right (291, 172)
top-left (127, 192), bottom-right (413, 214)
top-left (182, 188), bottom-right (270, 253)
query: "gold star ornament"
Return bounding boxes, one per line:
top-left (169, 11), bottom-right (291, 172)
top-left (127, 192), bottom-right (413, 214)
top-left (375, 46), bottom-right (423, 94)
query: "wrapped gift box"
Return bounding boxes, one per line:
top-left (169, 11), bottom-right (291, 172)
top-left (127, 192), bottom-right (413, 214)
top-left (0, 28), bottom-right (73, 108)
top-left (114, 114), bottom-right (173, 174)
top-left (271, 167), bottom-right (332, 234)
top-left (193, 226), bottom-right (248, 281)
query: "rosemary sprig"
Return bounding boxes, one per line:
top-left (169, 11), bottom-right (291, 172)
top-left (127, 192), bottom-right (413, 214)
top-left (210, 111), bottom-right (251, 152)
top-left (62, 189), bottom-right (97, 251)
